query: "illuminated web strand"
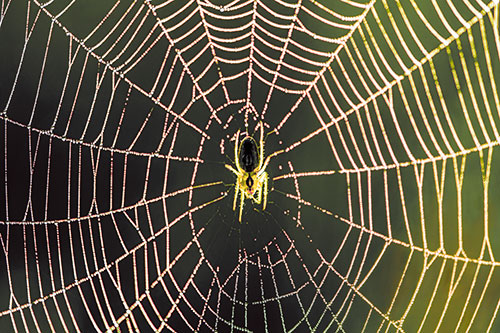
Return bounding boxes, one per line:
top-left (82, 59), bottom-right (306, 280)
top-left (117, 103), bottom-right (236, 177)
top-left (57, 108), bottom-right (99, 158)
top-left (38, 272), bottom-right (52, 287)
top-left (0, 194), bottom-right (224, 317)
top-left (35, 1), bottom-right (211, 139)
top-left (274, 0), bottom-right (376, 131)
top-left (147, 1), bottom-right (228, 125)
top-left (275, 2), bottom-right (499, 175)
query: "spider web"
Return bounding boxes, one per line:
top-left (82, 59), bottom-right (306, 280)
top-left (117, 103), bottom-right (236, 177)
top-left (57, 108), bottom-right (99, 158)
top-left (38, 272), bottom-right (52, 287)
top-left (1, 0), bottom-right (500, 331)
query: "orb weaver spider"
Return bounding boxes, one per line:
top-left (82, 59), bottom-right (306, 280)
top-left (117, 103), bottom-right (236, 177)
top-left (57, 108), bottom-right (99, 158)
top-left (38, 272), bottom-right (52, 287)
top-left (225, 124), bottom-right (273, 222)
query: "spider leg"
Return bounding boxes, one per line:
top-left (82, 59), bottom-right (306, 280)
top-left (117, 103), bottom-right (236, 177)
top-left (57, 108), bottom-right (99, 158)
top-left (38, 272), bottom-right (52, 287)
top-left (226, 165), bottom-right (241, 212)
top-left (257, 122), bottom-right (264, 170)
top-left (254, 182), bottom-right (262, 205)
top-left (239, 186), bottom-right (245, 222)
top-left (234, 129), bottom-right (241, 171)
top-left (258, 148), bottom-right (284, 178)
top-left (225, 164), bottom-right (239, 175)
top-left (262, 172), bottom-right (268, 211)
top-left (233, 179), bottom-right (240, 211)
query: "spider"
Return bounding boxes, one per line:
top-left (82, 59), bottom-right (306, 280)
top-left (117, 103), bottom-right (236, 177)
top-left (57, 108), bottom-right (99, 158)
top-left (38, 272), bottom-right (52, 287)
top-left (225, 124), bottom-right (272, 222)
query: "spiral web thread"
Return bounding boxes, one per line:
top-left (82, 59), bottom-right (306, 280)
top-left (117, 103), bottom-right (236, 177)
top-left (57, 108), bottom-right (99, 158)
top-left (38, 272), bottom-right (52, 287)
top-left (1, 0), bottom-right (500, 331)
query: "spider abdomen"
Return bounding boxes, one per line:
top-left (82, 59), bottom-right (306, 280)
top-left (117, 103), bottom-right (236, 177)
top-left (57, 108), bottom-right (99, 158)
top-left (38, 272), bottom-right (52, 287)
top-left (239, 138), bottom-right (258, 172)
